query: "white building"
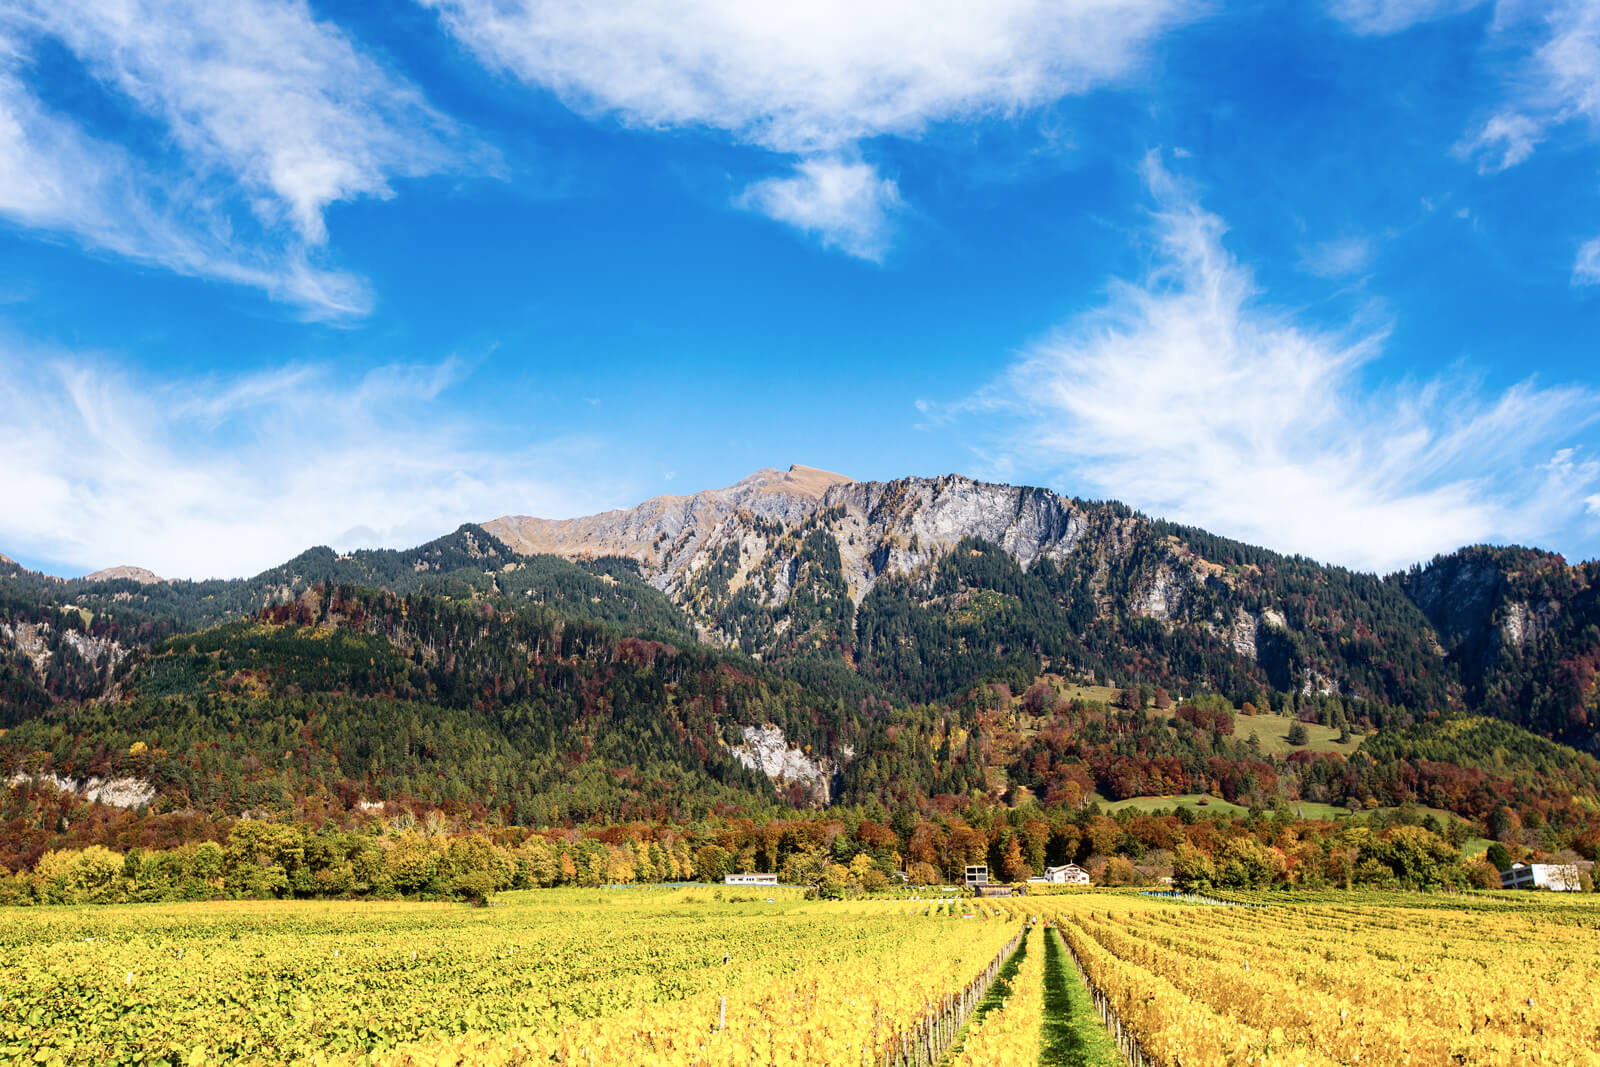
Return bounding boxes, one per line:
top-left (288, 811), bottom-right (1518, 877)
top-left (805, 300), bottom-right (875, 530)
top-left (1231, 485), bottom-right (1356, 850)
top-left (1038, 864), bottom-right (1091, 885)
top-left (965, 864), bottom-right (989, 888)
top-left (1500, 862), bottom-right (1582, 892)
top-left (724, 873), bottom-right (779, 886)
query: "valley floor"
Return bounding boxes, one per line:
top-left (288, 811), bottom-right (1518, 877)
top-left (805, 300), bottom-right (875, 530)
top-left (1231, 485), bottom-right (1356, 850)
top-left (4, 887), bottom-right (1599, 1065)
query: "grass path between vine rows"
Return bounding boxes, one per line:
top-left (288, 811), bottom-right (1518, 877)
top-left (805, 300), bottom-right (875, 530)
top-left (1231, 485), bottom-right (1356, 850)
top-left (938, 930), bottom-right (1029, 1063)
top-left (1040, 925), bottom-right (1123, 1067)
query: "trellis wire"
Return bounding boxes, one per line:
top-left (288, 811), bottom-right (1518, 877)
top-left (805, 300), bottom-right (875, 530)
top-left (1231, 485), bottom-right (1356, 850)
top-left (872, 923), bottom-right (1027, 1067)
top-left (1053, 925), bottom-right (1157, 1067)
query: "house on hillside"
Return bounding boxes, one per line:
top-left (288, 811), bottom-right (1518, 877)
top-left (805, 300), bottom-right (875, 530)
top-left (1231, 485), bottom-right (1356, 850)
top-left (724, 873), bottom-right (778, 886)
top-left (965, 864), bottom-right (989, 888)
top-left (1499, 862), bottom-right (1582, 892)
top-left (1037, 863), bottom-right (1091, 885)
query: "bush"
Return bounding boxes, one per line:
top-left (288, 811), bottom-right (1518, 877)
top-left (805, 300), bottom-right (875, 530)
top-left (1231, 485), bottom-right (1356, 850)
top-left (450, 869), bottom-right (497, 906)
top-left (33, 846), bottom-right (125, 905)
top-left (1464, 859), bottom-right (1501, 889)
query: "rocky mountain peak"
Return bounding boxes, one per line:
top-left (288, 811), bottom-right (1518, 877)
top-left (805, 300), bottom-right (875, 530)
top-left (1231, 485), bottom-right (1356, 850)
top-left (735, 464), bottom-right (854, 498)
top-left (83, 565), bottom-right (166, 584)
top-left (482, 465), bottom-right (853, 570)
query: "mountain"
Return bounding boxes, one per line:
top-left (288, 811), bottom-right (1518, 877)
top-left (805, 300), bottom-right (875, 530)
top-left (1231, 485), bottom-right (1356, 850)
top-left (486, 468), bottom-right (1427, 700)
top-left (83, 565), bottom-right (165, 584)
top-left (486, 464), bottom-right (855, 571)
top-left (5, 467), bottom-right (1597, 750)
top-left (1402, 545), bottom-right (1599, 746)
top-left (4, 465), bottom-right (1600, 860)
top-left (486, 466), bottom-right (1598, 752)
top-left (487, 466), bottom-right (1086, 619)
top-left (0, 525), bottom-right (697, 722)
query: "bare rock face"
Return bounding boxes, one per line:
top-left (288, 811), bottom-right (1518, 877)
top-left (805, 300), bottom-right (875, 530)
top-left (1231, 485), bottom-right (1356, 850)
top-left (10, 773), bottom-right (156, 809)
top-left (1132, 561), bottom-right (1207, 622)
top-left (0, 620), bottom-right (52, 675)
top-left (727, 724), bottom-right (842, 806)
top-left (84, 565), bottom-right (165, 584)
top-left (486, 465), bottom-right (851, 577)
top-left (1301, 670), bottom-right (1339, 698)
top-left (486, 467), bottom-right (1088, 613)
top-left (1497, 598), bottom-right (1560, 651)
top-left (817, 474), bottom-right (1086, 598)
top-left (0, 619), bottom-right (131, 677)
top-left (1229, 611), bottom-right (1259, 661)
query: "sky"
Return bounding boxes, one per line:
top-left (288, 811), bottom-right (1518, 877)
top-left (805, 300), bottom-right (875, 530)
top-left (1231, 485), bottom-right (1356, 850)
top-left (1, 0), bottom-right (1598, 579)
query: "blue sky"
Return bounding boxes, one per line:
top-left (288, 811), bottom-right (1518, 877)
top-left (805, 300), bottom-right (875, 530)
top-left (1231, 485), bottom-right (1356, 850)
top-left (1, 0), bottom-right (1597, 579)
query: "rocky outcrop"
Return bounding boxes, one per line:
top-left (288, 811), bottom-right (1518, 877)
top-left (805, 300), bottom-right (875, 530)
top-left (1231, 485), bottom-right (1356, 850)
top-left (486, 466), bottom-right (851, 581)
top-left (1229, 611), bottom-right (1259, 660)
top-left (1301, 669), bottom-right (1339, 698)
top-left (9, 773), bottom-right (156, 809)
top-left (1402, 548), bottom-right (1513, 654)
top-left (727, 723), bottom-right (842, 806)
top-left (1400, 545), bottom-right (1576, 687)
top-left (488, 467), bottom-right (1089, 611)
top-left (0, 619), bottom-right (131, 677)
top-left (0, 620), bottom-right (53, 674)
top-left (1498, 598), bottom-right (1559, 650)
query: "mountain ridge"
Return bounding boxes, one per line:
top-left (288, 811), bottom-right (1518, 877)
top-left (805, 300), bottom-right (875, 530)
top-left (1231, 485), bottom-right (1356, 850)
top-left (4, 466), bottom-right (1598, 754)
top-left (480, 465), bottom-right (1597, 750)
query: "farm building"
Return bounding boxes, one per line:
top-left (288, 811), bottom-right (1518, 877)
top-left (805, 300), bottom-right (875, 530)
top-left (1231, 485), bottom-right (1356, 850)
top-left (1499, 862), bottom-right (1582, 892)
top-left (724, 873), bottom-right (779, 886)
top-left (964, 864), bottom-right (989, 888)
top-left (1036, 864), bottom-right (1091, 885)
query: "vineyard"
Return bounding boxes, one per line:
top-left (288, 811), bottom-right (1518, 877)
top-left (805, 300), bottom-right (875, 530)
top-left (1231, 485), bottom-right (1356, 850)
top-left (4, 888), bottom-right (1599, 1065)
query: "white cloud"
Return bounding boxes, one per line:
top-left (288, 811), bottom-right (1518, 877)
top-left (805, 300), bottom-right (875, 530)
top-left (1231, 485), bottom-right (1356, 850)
top-left (1458, 112), bottom-right (1544, 171)
top-left (966, 154), bottom-right (1600, 572)
top-left (0, 0), bottom-right (481, 316)
top-left (737, 157), bottom-right (903, 260)
top-left (1328, 0), bottom-right (1487, 36)
top-left (420, 0), bottom-right (1195, 254)
top-left (1299, 235), bottom-right (1375, 278)
top-left (1577, 234), bottom-right (1600, 283)
top-left (0, 344), bottom-right (624, 579)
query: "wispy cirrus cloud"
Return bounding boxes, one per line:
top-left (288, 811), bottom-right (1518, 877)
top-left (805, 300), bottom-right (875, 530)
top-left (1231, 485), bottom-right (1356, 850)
top-left (0, 0), bottom-right (487, 317)
top-left (1460, 2), bottom-right (1600, 283)
top-left (1334, 0), bottom-right (1600, 286)
top-left (1328, 0), bottom-right (1487, 36)
top-left (953, 153), bottom-right (1600, 572)
top-left (420, 0), bottom-right (1199, 258)
top-left (1298, 235), bottom-right (1375, 278)
top-left (0, 343), bottom-right (623, 579)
